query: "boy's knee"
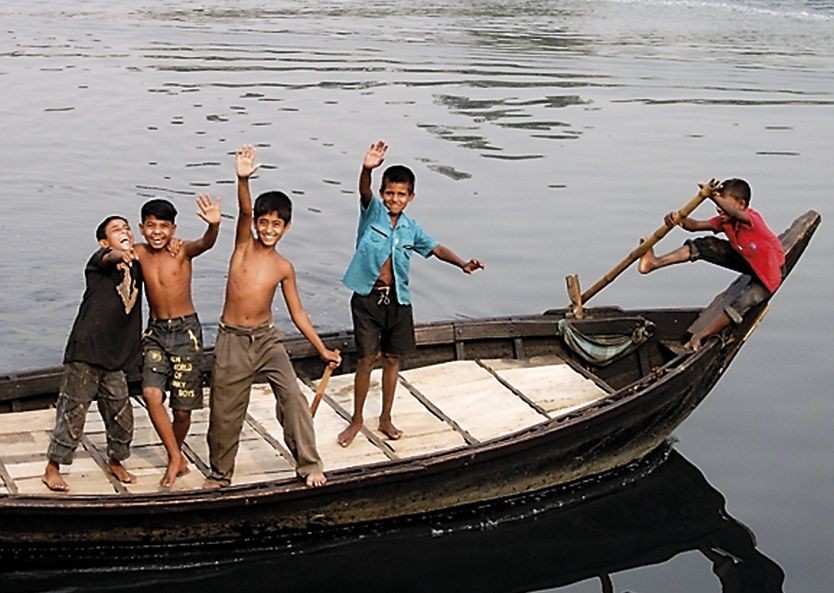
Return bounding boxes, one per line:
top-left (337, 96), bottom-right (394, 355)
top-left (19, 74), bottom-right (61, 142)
top-left (142, 386), bottom-right (165, 404)
top-left (683, 239), bottom-right (698, 261)
top-left (357, 354), bottom-right (380, 370)
top-left (381, 353), bottom-right (400, 366)
top-left (172, 409), bottom-right (191, 422)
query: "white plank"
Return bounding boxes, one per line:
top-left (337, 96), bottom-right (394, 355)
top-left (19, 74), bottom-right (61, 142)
top-left (0, 408), bottom-right (55, 434)
top-left (401, 361), bottom-right (548, 442)
top-left (123, 464), bottom-right (206, 494)
top-left (11, 455), bottom-right (117, 496)
top-left (15, 474), bottom-right (117, 496)
top-left (234, 470), bottom-right (297, 485)
top-left (301, 381), bottom-right (391, 470)
top-left (0, 430), bottom-right (52, 458)
top-left (483, 358), bottom-right (608, 417)
top-left (232, 438), bottom-right (294, 475)
top-left (185, 433), bottom-right (210, 465)
top-left (325, 371), bottom-right (467, 458)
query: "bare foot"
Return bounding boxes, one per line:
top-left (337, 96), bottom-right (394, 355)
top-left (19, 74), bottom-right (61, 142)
top-left (304, 471), bottom-right (327, 488)
top-left (42, 462), bottom-right (70, 492)
top-left (178, 453), bottom-right (190, 477)
top-left (338, 422), bottom-right (363, 447)
top-left (160, 458), bottom-right (180, 489)
top-left (685, 333), bottom-right (705, 351)
top-left (378, 419), bottom-right (403, 441)
top-left (202, 478), bottom-right (225, 490)
top-left (638, 239), bottom-right (658, 274)
top-left (107, 459), bottom-right (136, 484)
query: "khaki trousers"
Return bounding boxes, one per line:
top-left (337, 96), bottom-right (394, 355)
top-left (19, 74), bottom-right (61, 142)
top-left (207, 321), bottom-right (322, 485)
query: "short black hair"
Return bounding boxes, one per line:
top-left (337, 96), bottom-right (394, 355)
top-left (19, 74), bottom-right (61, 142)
top-left (141, 198), bottom-right (177, 223)
top-left (718, 178), bottom-right (751, 206)
top-left (254, 191), bottom-right (292, 223)
top-left (96, 215), bottom-right (129, 241)
top-left (380, 165), bottom-right (415, 194)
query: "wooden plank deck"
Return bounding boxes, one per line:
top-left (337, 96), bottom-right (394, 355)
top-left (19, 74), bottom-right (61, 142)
top-left (0, 356), bottom-right (610, 497)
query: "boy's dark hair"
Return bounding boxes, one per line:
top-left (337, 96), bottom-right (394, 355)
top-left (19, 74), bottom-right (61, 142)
top-left (96, 215), bottom-right (129, 241)
top-left (141, 198), bottom-right (178, 223)
top-left (380, 165), bottom-right (415, 193)
top-left (254, 191), bottom-right (292, 223)
top-left (718, 178), bottom-right (751, 206)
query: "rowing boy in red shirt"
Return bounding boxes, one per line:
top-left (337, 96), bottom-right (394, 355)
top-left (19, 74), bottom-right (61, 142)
top-left (638, 178), bottom-right (785, 350)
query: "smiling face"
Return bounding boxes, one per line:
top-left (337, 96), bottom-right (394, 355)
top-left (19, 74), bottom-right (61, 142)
top-left (381, 181), bottom-right (414, 217)
top-left (99, 218), bottom-right (134, 251)
top-left (255, 211), bottom-right (289, 247)
top-left (140, 215), bottom-right (176, 251)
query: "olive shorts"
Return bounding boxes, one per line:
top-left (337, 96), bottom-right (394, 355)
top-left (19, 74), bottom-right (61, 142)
top-left (142, 313), bottom-right (205, 410)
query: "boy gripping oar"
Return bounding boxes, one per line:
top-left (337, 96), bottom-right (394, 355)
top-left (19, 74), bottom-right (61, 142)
top-left (639, 178), bottom-right (785, 350)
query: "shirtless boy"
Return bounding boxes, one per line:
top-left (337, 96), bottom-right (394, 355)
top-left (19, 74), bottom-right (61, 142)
top-left (204, 145), bottom-right (340, 489)
top-left (42, 216), bottom-right (142, 492)
top-left (135, 195), bottom-right (221, 488)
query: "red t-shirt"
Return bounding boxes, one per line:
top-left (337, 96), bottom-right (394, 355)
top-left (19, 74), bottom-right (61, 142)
top-left (710, 208), bottom-right (785, 292)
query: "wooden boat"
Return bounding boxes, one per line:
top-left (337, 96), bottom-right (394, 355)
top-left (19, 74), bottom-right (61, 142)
top-left (0, 210), bottom-right (820, 566)
top-left (2, 446), bottom-right (785, 590)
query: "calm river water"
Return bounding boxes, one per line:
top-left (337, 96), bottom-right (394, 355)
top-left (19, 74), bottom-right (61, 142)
top-left (1, 1), bottom-right (832, 591)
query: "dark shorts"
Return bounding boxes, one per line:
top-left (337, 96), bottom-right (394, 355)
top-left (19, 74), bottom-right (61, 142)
top-left (351, 287), bottom-right (416, 358)
top-left (142, 313), bottom-right (205, 410)
top-left (687, 236), bottom-right (774, 324)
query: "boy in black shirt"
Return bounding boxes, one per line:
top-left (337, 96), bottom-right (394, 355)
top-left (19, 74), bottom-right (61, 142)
top-left (42, 215), bottom-right (144, 492)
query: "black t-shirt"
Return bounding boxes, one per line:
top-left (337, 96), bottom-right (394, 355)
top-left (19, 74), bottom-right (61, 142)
top-left (63, 248), bottom-right (143, 373)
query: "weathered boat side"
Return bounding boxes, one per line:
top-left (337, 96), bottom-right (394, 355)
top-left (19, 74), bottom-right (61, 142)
top-left (1, 447), bottom-right (785, 587)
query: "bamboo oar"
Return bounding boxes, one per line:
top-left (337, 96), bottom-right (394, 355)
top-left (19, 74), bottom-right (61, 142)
top-left (577, 180), bottom-right (720, 307)
top-left (310, 349), bottom-right (339, 417)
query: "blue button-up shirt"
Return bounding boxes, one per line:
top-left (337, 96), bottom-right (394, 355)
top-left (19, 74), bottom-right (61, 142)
top-left (342, 195), bottom-right (438, 305)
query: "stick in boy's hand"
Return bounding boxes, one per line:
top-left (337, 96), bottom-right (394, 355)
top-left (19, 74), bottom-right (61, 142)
top-left (310, 349), bottom-right (341, 417)
top-left (697, 178), bottom-right (722, 197)
top-left (322, 348), bottom-right (342, 369)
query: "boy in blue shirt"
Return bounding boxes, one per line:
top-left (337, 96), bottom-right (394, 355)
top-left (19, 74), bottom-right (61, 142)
top-left (338, 140), bottom-right (484, 447)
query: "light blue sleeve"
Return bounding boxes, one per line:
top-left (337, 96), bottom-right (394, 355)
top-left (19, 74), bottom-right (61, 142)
top-left (355, 195), bottom-right (384, 248)
top-left (412, 222), bottom-right (439, 258)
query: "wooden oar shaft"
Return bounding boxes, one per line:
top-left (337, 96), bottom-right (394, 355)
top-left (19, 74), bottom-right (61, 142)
top-left (579, 186), bottom-right (715, 305)
top-left (310, 349), bottom-right (339, 417)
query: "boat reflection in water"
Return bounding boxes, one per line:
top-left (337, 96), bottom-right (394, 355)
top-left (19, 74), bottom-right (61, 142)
top-left (3, 444), bottom-right (783, 593)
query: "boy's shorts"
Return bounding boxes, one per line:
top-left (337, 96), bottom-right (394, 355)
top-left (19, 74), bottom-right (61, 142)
top-left (142, 313), bottom-right (205, 410)
top-left (686, 236), bottom-right (776, 324)
top-left (351, 287), bottom-right (416, 358)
